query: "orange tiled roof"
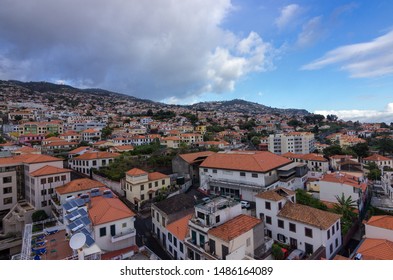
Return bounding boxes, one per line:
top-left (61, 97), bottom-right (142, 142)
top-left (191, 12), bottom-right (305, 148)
top-left (365, 216), bottom-right (393, 231)
top-left (126, 168), bottom-right (148, 176)
top-left (200, 151), bottom-right (292, 173)
top-left (364, 154), bottom-right (391, 161)
top-left (82, 128), bottom-right (100, 133)
top-left (15, 146), bottom-right (39, 153)
top-left (89, 194), bottom-right (135, 225)
top-left (278, 203), bottom-right (341, 230)
top-left (30, 165), bottom-right (71, 177)
top-left (69, 146), bottom-right (92, 154)
top-left (321, 173), bottom-right (367, 191)
top-left (208, 214), bottom-right (262, 242)
top-left (44, 137), bottom-right (62, 141)
top-left (255, 187), bottom-right (295, 201)
top-left (148, 172), bottom-right (169, 181)
top-left (283, 153), bottom-right (327, 162)
top-left (162, 136), bottom-right (181, 141)
top-left (56, 178), bottom-right (105, 195)
top-left (20, 154), bottom-right (61, 164)
top-left (166, 213), bottom-right (193, 241)
top-left (179, 151), bottom-right (216, 164)
top-left (43, 141), bottom-right (78, 147)
top-left (357, 238), bottom-right (393, 260)
top-left (113, 145), bottom-right (134, 151)
top-left (74, 151), bottom-right (120, 160)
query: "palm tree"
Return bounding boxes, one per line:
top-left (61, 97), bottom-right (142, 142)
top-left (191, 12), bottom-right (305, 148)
top-left (333, 194), bottom-right (358, 220)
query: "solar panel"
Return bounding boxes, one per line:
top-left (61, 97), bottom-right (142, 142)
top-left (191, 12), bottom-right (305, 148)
top-left (75, 198), bottom-right (85, 207)
top-left (81, 217), bottom-right (91, 226)
top-left (67, 222), bottom-right (77, 231)
top-left (84, 233), bottom-right (95, 247)
top-left (65, 213), bottom-right (75, 221)
top-left (78, 208), bottom-right (87, 217)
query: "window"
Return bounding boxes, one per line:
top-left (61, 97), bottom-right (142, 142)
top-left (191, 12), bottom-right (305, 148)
top-left (155, 181), bottom-right (158, 187)
top-left (329, 244), bottom-right (333, 255)
top-left (305, 243), bottom-right (313, 255)
top-left (240, 172), bottom-right (246, 177)
top-left (149, 183), bottom-right (152, 189)
top-left (216, 215), bottom-right (220, 223)
top-left (55, 176), bottom-right (60, 182)
top-left (179, 243), bottom-right (184, 253)
top-left (162, 179), bottom-right (165, 185)
top-left (41, 189), bottom-right (47, 196)
top-left (100, 227), bottom-right (107, 237)
top-left (265, 201), bottom-right (271, 210)
top-left (141, 194), bottom-right (145, 200)
top-left (335, 238), bottom-right (339, 248)
top-left (168, 232), bottom-right (173, 243)
top-left (3, 187), bottom-right (12, 194)
top-left (141, 185), bottom-right (144, 191)
top-left (40, 178), bottom-right (47, 184)
top-left (266, 229), bottom-right (272, 238)
top-left (162, 217), bottom-right (166, 227)
top-left (327, 230), bottom-right (330, 240)
top-left (203, 168), bottom-right (208, 172)
top-left (48, 177), bottom-right (53, 183)
top-left (102, 159), bottom-right (106, 165)
top-left (41, 201), bottom-right (47, 207)
top-left (265, 216), bottom-right (272, 225)
top-left (277, 234), bottom-right (286, 243)
top-left (336, 222), bottom-right (339, 231)
top-left (61, 175), bottom-right (66, 181)
top-left (122, 223), bottom-right (127, 228)
top-left (332, 225), bottom-right (335, 235)
top-left (278, 219), bottom-right (284, 228)
top-left (169, 245), bottom-right (173, 253)
top-left (3, 197), bottom-right (12, 205)
top-left (246, 238), bottom-right (251, 247)
top-left (305, 227), bottom-right (313, 238)
top-left (289, 223), bottom-right (296, 232)
top-left (173, 237), bottom-right (177, 247)
top-left (278, 202), bottom-right (282, 210)
top-left (3, 176), bottom-right (12, 184)
top-left (213, 169), bottom-right (217, 174)
top-left (156, 213), bottom-right (160, 222)
top-left (251, 173), bottom-right (258, 178)
top-left (92, 160), bottom-right (97, 166)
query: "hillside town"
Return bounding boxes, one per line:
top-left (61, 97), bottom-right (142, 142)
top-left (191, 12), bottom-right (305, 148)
top-left (1, 81), bottom-right (393, 261)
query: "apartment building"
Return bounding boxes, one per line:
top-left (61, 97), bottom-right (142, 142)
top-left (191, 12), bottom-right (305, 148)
top-left (363, 154), bottom-right (393, 170)
top-left (165, 213), bottom-right (193, 260)
top-left (81, 128), bottom-right (102, 143)
top-left (124, 168), bottom-right (170, 208)
top-left (255, 187), bottom-right (342, 259)
top-left (68, 151), bottom-right (120, 176)
top-left (282, 152), bottom-right (329, 178)
top-left (268, 132), bottom-right (315, 155)
top-left (18, 121), bottom-right (64, 135)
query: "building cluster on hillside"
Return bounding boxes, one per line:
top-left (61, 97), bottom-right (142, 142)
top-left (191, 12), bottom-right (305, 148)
top-left (1, 82), bottom-right (393, 261)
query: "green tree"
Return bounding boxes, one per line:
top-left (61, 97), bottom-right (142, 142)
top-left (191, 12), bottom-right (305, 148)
top-left (376, 137), bottom-right (393, 155)
top-left (251, 136), bottom-right (261, 146)
top-left (101, 126), bottom-right (113, 139)
top-left (350, 142), bottom-right (369, 158)
top-left (14, 115), bottom-right (23, 123)
top-left (272, 244), bottom-right (285, 260)
top-left (296, 189), bottom-right (328, 210)
top-left (323, 145), bottom-right (344, 158)
top-left (32, 210), bottom-right (49, 223)
top-left (333, 194), bottom-right (358, 234)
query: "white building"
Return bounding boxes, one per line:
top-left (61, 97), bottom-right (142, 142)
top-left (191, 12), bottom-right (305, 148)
top-left (282, 152), bottom-right (329, 178)
top-left (255, 187), bottom-right (342, 259)
top-left (165, 213), bottom-right (193, 260)
top-left (199, 151), bottom-right (299, 201)
top-left (185, 197), bottom-right (242, 260)
top-left (268, 132), bottom-right (315, 155)
top-left (363, 154), bottom-right (393, 170)
top-left (68, 151), bottom-right (120, 176)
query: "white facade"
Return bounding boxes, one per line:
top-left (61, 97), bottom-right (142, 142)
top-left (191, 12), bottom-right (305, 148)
top-left (255, 188), bottom-right (342, 259)
top-left (268, 133), bottom-right (315, 155)
top-left (93, 217), bottom-right (136, 252)
top-left (69, 156), bottom-right (116, 176)
top-left (200, 167), bottom-right (280, 202)
top-left (0, 169), bottom-right (17, 212)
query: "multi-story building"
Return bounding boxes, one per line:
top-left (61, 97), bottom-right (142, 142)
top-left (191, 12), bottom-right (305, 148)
top-left (124, 168), bottom-right (170, 208)
top-left (165, 213), bottom-right (193, 260)
top-left (68, 151), bottom-right (120, 176)
top-left (18, 121), bottom-right (64, 135)
top-left (81, 128), bottom-right (102, 143)
top-left (282, 152), bottom-right (329, 178)
top-left (199, 151), bottom-right (298, 201)
top-left (184, 196), bottom-right (242, 260)
top-left (268, 132), bottom-right (315, 155)
top-left (363, 154), bottom-right (393, 170)
top-left (59, 131), bottom-right (81, 142)
top-left (255, 187), bottom-right (342, 259)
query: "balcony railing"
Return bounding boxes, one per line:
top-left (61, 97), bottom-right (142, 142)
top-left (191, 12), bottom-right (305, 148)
top-left (111, 229), bottom-right (136, 243)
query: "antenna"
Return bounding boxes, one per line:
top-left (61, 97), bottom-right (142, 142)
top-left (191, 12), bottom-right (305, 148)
top-left (69, 232), bottom-right (86, 250)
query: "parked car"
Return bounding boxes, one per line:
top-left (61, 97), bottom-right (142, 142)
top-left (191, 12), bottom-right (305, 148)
top-left (286, 249), bottom-right (305, 260)
top-left (241, 201), bottom-right (250, 209)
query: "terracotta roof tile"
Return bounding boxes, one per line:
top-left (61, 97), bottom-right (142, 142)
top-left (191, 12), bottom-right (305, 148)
top-left (282, 153), bottom-right (327, 162)
top-left (208, 214), bottom-right (262, 242)
top-left (20, 154), bottom-right (61, 164)
top-left (364, 154), bottom-right (391, 161)
top-left (126, 168), bottom-right (148, 176)
top-left (166, 213), bottom-right (193, 241)
top-left (365, 215), bottom-right (393, 231)
top-left (255, 187), bottom-right (295, 201)
top-left (43, 141), bottom-right (78, 147)
top-left (74, 151), bottom-right (120, 160)
top-left (200, 151), bottom-right (292, 173)
top-left (56, 178), bottom-right (105, 195)
top-left (30, 165), bottom-right (71, 177)
top-left (179, 151), bottom-right (216, 164)
top-left (357, 239), bottom-right (393, 260)
top-left (148, 172), bottom-right (169, 181)
top-left (89, 194), bottom-right (135, 225)
top-left (321, 173), bottom-right (367, 191)
top-left (278, 203), bottom-right (341, 230)
top-left (69, 146), bottom-right (92, 154)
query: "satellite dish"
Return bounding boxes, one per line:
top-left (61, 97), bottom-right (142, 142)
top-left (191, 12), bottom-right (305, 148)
top-left (69, 233), bottom-right (86, 250)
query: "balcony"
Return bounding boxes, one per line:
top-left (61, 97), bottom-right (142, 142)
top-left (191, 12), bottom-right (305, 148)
top-left (111, 229), bottom-right (136, 243)
top-left (50, 196), bottom-right (62, 211)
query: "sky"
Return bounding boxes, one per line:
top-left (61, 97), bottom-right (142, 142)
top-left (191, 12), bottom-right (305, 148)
top-left (0, 0), bottom-right (393, 122)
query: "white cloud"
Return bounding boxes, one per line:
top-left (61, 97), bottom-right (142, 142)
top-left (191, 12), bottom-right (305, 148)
top-left (0, 0), bottom-right (277, 101)
top-left (302, 30), bottom-right (393, 78)
top-left (296, 16), bottom-right (323, 47)
top-left (315, 102), bottom-right (393, 122)
top-left (275, 4), bottom-right (302, 29)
